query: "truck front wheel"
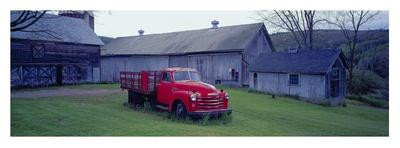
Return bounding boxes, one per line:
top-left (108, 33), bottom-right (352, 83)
top-left (174, 101), bottom-right (187, 119)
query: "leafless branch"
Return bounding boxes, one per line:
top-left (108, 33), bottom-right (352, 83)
top-left (11, 10), bottom-right (48, 32)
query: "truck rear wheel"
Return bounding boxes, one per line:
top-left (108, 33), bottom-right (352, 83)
top-left (174, 101), bottom-right (187, 119)
top-left (128, 91), bottom-right (144, 107)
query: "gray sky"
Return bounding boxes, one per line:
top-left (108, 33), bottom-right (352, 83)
top-left (94, 11), bottom-right (388, 38)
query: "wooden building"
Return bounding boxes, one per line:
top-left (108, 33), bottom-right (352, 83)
top-left (101, 21), bottom-right (275, 86)
top-left (249, 48), bottom-right (347, 106)
top-left (11, 11), bottom-right (104, 87)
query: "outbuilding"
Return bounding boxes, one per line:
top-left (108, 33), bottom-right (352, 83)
top-left (101, 22), bottom-right (275, 86)
top-left (11, 11), bottom-right (104, 87)
top-left (249, 48), bottom-right (347, 106)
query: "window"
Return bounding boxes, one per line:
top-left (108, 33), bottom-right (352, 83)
top-left (174, 71), bottom-right (201, 81)
top-left (32, 45), bottom-right (45, 58)
top-left (162, 72), bottom-right (172, 82)
top-left (230, 68), bottom-right (235, 80)
top-left (174, 71), bottom-right (189, 81)
top-left (289, 74), bottom-right (299, 85)
top-left (229, 68), bottom-right (239, 81)
top-left (332, 68), bottom-right (339, 80)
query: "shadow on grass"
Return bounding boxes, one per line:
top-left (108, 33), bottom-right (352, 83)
top-left (123, 102), bottom-right (232, 126)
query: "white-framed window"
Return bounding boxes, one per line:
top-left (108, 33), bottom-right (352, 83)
top-left (289, 74), bottom-right (300, 85)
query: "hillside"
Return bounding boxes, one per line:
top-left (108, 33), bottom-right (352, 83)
top-left (269, 30), bottom-right (389, 99)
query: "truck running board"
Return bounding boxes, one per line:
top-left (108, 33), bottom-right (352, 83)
top-left (155, 105), bottom-right (169, 111)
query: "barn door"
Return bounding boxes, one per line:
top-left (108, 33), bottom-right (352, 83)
top-left (242, 61), bottom-right (249, 86)
top-left (63, 65), bottom-right (81, 84)
top-left (56, 65), bottom-right (63, 85)
top-left (330, 68), bottom-right (339, 97)
top-left (11, 66), bottom-right (22, 87)
top-left (253, 73), bottom-right (258, 89)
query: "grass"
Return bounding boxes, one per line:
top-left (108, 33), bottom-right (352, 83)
top-left (11, 84), bottom-right (388, 136)
top-left (346, 95), bottom-right (389, 109)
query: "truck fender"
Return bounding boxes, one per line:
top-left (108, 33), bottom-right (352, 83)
top-left (168, 91), bottom-right (190, 112)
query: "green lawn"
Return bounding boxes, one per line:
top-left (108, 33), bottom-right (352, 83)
top-left (11, 84), bottom-right (388, 136)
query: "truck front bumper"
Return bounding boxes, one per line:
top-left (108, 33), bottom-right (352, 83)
top-left (188, 109), bottom-right (232, 117)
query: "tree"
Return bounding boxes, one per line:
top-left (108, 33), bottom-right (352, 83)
top-left (11, 10), bottom-right (48, 32)
top-left (257, 10), bottom-right (322, 50)
top-left (324, 10), bottom-right (379, 92)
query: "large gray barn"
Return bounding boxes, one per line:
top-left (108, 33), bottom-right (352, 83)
top-left (249, 49), bottom-right (347, 106)
top-left (101, 22), bottom-right (275, 86)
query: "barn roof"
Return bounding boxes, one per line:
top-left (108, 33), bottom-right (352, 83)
top-left (101, 23), bottom-right (269, 56)
top-left (249, 49), bottom-right (346, 74)
top-left (11, 11), bottom-right (104, 46)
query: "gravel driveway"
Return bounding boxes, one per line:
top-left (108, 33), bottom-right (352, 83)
top-left (11, 88), bottom-right (122, 99)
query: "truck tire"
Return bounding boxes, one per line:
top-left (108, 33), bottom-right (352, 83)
top-left (128, 91), bottom-right (144, 107)
top-left (148, 94), bottom-right (157, 110)
top-left (174, 101), bottom-right (187, 119)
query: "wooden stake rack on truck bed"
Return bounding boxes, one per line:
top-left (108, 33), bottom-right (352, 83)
top-left (120, 71), bottom-right (161, 95)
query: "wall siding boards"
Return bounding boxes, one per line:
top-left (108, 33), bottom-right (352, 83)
top-left (101, 56), bottom-right (169, 82)
top-left (11, 40), bottom-right (101, 87)
top-left (249, 55), bottom-right (346, 106)
top-left (249, 72), bottom-right (331, 104)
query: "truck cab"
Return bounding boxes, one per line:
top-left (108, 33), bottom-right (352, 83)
top-left (120, 67), bottom-right (232, 119)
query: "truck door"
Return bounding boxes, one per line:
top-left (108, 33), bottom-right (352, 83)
top-left (157, 71), bottom-right (173, 105)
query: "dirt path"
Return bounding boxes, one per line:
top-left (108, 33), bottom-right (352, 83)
top-left (11, 88), bottom-right (122, 99)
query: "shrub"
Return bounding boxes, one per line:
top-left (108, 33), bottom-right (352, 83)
top-left (346, 95), bottom-right (388, 109)
top-left (349, 69), bottom-right (387, 95)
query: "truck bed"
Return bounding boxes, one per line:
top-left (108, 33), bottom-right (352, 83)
top-left (120, 71), bottom-right (160, 95)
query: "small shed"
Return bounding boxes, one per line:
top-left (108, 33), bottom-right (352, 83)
top-left (249, 49), bottom-right (347, 106)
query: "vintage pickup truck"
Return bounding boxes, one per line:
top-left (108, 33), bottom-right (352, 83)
top-left (120, 67), bottom-right (232, 118)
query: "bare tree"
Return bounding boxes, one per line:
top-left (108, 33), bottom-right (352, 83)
top-left (257, 10), bottom-right (322, 50)
top-left (324, 10), bottom-right (379, 92)
top-left (11, 10), bottom-right (48, 32)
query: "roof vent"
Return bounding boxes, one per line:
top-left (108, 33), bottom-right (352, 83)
top-left (138, 29), bottom-right (144, 36)
top-left (288, 47), bottom-right (299, 54)
top-left (211, 20), bottom-right (219, 29)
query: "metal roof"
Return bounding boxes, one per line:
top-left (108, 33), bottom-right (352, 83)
top-left (163, 67), bottom-right (197, 72)
top-left (249, 49), bottom-right (345, 74)
top-left (11, 11), bottom-right (104, 46)
top-left (101, 23), bottom-right (266, 56)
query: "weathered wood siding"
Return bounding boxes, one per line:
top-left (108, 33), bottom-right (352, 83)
top-left (11, 39), bottom-right (101, 87)
top-left (186, 53), bottom-right (242, 85)
top-left (324, 58), bottom-right (346, 105)
top-left (101, 53), bottom-right (243, 86)
top-left (249, 72), bottom-right (330, 103)
top-left (242, 27), bottom-right (274, 85)
top-left (169, 56), bottom-right (188, 67)
top-left (101, 56), bottom-right (169, 82)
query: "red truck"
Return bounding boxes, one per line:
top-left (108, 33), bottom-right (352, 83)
top-left (120, 67), bottom-right (232, 118)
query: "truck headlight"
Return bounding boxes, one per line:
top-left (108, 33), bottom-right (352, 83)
top-left (190, 93), bottom-right (197, 101)
top-left (225, 93), bottom-right (230, 100)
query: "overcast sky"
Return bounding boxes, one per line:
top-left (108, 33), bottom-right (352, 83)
top-left (94, 11), bottom-right (389, 38)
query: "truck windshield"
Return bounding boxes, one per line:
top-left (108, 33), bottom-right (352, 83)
top-left (174, 71), bottom-right (201, 81)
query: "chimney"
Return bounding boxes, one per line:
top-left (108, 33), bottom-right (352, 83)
top-left (58, 10), bottom-right (94, 31)
top-left (83, 11), bottom-right (95, 31)
top-left (211, 20), bottom-right (219, 30)
top-left (288, 47), bottom-right (299, 54)
top-left (138, 29), bottom-right (144, 36)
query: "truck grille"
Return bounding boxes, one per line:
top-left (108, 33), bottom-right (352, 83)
top-left (196, 97), bottom-right (224, 110)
